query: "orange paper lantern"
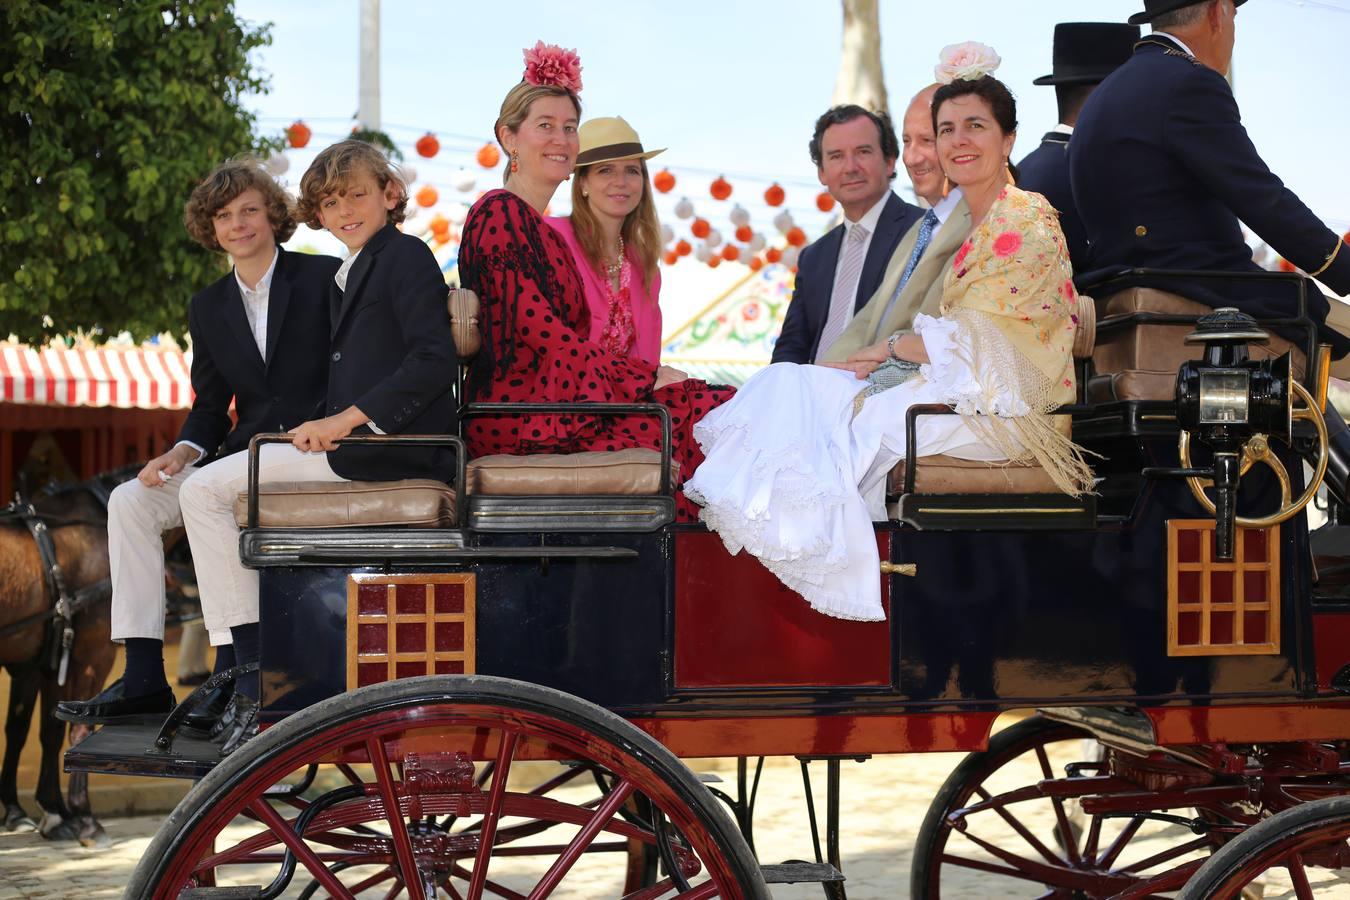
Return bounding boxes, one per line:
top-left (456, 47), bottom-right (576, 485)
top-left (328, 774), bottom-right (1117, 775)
top-left (416, 133), bottom-right (441, 159)
top-left (816, 192), bottom-right (836, 213)
top-left (721, 244), bottom-right (739, 261)
top-left (416, 185), bottom-right (439, 208)
top-left (708, 256), bottom-right (722, 268)
top-left (654, 169), bottom-right (676, 193)
top-left (710, 175), bottom-right (732, 201)
top-left (690, 218), bottom-right (711, 239)
top-left (429, 215), bottom-right (450, 236)
top-left (764, 183), bottom-right (785, 207)
top-left (476, 143), bottom-right (501, 168)
top-left (734, 225), bottom-right (753, 243)
top-left (675, 239), bottom-right (692, 257)
top-left (765, 247), bottom-right (783, 264)
top-left (1277, 258), bottom-right (1297, 273)
top-left (286, 120), bottom-right (311, 149)
top-left (749, 257), bottom-right (764, 272)
top-left (663, 250), bottom-right (679, 265)
top-left (785, 226), bottom-right (807, 247)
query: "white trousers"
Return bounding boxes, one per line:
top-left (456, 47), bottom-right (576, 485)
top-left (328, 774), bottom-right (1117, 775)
top-left (178, 445), bottom-right (344, 643)
top-left (108, 466), bottom-right (229, 645)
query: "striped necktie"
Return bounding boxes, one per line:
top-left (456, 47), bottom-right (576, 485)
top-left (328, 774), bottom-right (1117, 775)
top-left (879, 209), bottom-right (940, 327)
top-left (816, 223), bottom-right (869, 359)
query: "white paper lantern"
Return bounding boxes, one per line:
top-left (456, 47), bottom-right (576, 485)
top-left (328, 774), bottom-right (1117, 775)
top-left (660, 224), bottom-right (675, 245)
top-left (695, 244), bottom-right (712, 263)
top-left (749, 232), bottom-right (767, 252)
top-left (773, 210), bottom-right (795, 234)
top-left (452, 169), bottom-right (477, 193)
top-left (264, 153), bottom-right (289, 176)
top-left (780, 246), bottom-right (799, 268)
top-left (674, 197), bottom-right (694, 220)
top-left (738, 246), bottom-right (755, 265)
top-left (729, 204), bottom-right (750, 228)
top-left (402, 164), bottom-right (418, 184)
top-left (705, 228), bottom-right (723, 249)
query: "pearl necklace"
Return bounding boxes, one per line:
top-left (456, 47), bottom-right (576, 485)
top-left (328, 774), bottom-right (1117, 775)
top-left (605, 234), bottom-right (625, 281)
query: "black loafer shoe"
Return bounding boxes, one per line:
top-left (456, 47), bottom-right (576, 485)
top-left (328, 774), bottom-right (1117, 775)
top-left (182, 682), bottom-right (236, 733)
top-left (216, 695), bottom-right (259, 757)
top-left (54, 679), bottom-right (175, 726)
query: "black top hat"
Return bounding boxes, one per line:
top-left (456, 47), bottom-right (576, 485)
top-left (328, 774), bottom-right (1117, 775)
top-left (1033, 22), bottom-right (1141, 85)
top-left (1128, 0), bottom-right (1247, 26)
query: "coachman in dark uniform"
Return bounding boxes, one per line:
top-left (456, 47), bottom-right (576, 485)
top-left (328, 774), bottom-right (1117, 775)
top-left (1070, 0), bottom-right (1350, 356)
top-left (1018, 22), bottom-right (1138, 272)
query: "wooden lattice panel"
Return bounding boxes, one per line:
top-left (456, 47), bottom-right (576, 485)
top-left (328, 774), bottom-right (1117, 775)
top-left (347, 574), bottom-right (476, 690)
top-left (1167, 520), bottom-right (1279, 656)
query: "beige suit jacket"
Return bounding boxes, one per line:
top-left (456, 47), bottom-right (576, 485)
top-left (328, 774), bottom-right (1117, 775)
top-left (820, 196), bottom-right (973, 363)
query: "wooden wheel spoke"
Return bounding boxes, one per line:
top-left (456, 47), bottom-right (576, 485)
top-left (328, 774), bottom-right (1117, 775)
top-left (940, 850), bottom-right (1069, 883)
top-left (1096, 815), bottom-right (1144, 869)
top-left (970, 784), bottom-right (1068, 867)
top-left (1033, 746), bottom-right (1082, 865)
top-left (1288, 851), bottom-right (1317, 900)
top-left (1083, 814), bottom-right (1103, 863)
top-left (527, 777), bottom-right (638, 900)
top-left (346, 865), bottom-right (398, 895)
top-left (246, 799), bottom-right (358, 900)
top-left (951, 822), bottom-right (1081, 884)
top-left (1117, 834), bottom-right (1212, 873)
top-left (367, 736), bottom-right (428, 900)
top-left (466, 730), bottom-right (520, 900)
top-left (451, 861), bottom-right (529, 899)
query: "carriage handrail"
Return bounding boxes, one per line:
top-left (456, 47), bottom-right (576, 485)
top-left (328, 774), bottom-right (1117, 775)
top-left (1076, 267), bottom-right (1316, 378)
top-left (245, 433), bottom-right (469, 530)
top-left (460, 402), bottom-right (675, 496)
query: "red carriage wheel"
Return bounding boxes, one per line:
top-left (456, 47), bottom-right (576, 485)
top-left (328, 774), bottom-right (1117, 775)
top-left (126, 676), bottom-right (767, 899)
top-left (911, 715), bottom-right (1221, 897)
top-left (1178, 796), bottom-right (1350, 899)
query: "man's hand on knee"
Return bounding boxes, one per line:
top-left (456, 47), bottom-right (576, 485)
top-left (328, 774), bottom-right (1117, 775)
top-left (138, 444), bottom-right (198, 486)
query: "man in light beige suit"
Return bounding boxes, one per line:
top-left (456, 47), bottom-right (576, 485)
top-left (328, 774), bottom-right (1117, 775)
top-left (820, 85), bottom-right (973, 363)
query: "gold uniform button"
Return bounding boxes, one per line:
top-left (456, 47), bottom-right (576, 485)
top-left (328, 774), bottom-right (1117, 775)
top-left (1135, 225), bottom-right (1148, 237)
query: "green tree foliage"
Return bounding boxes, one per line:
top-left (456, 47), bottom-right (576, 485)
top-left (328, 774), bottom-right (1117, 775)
top-left (0, 1), bottom-right (277, 343)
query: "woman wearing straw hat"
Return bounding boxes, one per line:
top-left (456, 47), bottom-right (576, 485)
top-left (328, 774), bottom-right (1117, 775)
top-left (547, 117), bottom-right (665, 366)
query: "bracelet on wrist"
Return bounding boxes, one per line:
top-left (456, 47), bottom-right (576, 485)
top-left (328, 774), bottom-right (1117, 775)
top-left (886, 332), bottom-right (902, 360)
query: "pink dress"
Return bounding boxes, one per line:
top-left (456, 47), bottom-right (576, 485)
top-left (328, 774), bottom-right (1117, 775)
top-left (545, 217), bottom-right (662, 366)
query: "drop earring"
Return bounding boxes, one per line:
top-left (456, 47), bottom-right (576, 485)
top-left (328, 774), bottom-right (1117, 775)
top-left (941, 174), bottom-right (951, 199)
top-left (509, 150), bottom-right (519, 174)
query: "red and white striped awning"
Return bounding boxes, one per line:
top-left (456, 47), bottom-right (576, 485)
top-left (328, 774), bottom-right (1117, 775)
top-left (0, 342), bottom-right (194, 410)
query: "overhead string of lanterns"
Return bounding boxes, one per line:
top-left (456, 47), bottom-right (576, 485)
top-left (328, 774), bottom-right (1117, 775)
top-left (264, 116), bottom-right (838, 269)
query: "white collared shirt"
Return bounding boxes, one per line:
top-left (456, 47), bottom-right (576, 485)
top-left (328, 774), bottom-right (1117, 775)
top-left (830, 191), bottom-right (894, 300)
top-left (335, 249), bottom-right (362, 292)
top-left (1052, 123), bottom-right (1074, 137)
top-left (1155, 31), bottom-right (1199, 59)
top-left (233, 246), bottom-right (278, 360)
top-left (928, 187), bottom-right (965, 242)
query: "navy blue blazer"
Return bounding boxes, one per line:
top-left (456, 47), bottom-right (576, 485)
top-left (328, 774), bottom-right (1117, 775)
top-left (1018, 132), bottom-right (1088, 273)
top-left (325, 223), bottom-right (458, 482)
top-left (771, 191), bottom-right (923, 364)
top-left (1070, 36), bottom-right (1350, 354)
top-left (179, 248), bottom-right (337, 462)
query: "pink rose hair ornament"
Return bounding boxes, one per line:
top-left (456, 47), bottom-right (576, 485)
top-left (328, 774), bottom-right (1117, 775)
top-left (935, 41), bottom-right (1001, 84)
top-left (522, 41), bottom-right (583, 94)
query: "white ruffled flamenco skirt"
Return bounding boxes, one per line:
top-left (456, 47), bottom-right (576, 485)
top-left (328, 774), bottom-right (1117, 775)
top-left (685, 314), bottom-right (1022, 622)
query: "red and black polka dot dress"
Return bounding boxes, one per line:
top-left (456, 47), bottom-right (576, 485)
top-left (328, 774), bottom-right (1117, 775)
top-left (459, 189), bottom-right (735, 521)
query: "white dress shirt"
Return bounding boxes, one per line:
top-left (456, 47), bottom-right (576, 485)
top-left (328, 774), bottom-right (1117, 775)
top-left (1155, 31), bottom-right (1199, 59)
top-left (830, 191), bottom-right (894, 302)
top-left (335, 249), bottom-right (362, 292)
top-left (927, 187), bottom-right (965, 243)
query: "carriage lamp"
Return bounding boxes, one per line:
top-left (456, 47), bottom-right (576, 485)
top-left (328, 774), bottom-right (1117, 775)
top-left (1175, 308), bottom-right (1293, 560)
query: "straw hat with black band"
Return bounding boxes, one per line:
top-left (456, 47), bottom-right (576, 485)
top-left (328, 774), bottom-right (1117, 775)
top-left (1128, 0), bottom-right (1246, 26)
top-left (575, 116), bottom-right (665, 168)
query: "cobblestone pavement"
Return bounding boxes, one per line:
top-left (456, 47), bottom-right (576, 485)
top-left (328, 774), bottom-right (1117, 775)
top-left (2, 749), bottom-right (1347, 898)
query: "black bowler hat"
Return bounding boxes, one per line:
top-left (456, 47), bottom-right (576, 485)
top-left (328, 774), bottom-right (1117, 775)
top-left (1128, 0), bottom-right (1247, 26)
top-left (1033, 22), bottom-right (1141, 86)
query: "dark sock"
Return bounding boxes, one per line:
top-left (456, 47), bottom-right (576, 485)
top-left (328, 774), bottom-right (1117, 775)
top-left (122, 638), bottom-right (169, 697)
top-left (229, 623), bottom-right (261, 700)
top-left (213, 643), bottom-right (237, 674)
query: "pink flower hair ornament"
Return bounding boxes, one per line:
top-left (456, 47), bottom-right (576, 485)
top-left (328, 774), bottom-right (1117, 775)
top-left (935, 41), bottom-right (1001, 85)
top-left (523, 41), bottom-right (583, 94)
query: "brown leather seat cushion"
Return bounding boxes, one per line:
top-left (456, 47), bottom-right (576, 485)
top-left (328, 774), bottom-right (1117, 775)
top-left (448, 288), bottom-right (481, 361)
top-left (1072, 292), bottom-right (1096, 360)
top-left (233, 479), bottom-right (457, 528)
top-left (887, 455), bottom-right (1060, 495)
top-left (467, 448), bottom-right (678, 495)
top-left (1091, 287), bottom-right (1305, 401)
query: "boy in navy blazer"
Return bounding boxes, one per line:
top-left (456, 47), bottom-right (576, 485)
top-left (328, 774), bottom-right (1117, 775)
top-left (174, 141), bottom-right (457, 751)
top-left (57, 160), bottom-right (339, 729)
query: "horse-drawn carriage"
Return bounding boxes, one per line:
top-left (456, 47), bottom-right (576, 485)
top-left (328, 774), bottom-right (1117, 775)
top-left (65, 271), bottom-right (1350, 898)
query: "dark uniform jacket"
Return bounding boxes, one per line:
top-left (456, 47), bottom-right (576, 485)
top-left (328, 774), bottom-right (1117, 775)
top-left (1019, 131), bottom-right (1088, 272)
top-left (179, 248), bottom-right (338, 462)
top-left (325, 223), bottom-right (457, 482)
top-left (772, 192), bottom-right (923, 364)
top-left (1070, 35), bottom-right (1350, 355)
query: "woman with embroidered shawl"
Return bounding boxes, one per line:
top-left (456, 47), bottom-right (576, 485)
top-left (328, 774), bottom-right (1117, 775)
top-left (459, 44), bottom-right (734, 521)
top-left (685, 54), bottom-right (1094, 622)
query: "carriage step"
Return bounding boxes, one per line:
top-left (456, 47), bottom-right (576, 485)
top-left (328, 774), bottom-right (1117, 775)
top-left (760, 862), bottom-right (845, 884)
top-left (695, 771), bottom-right (724, 783)
top-left (181, 889), bottom-right (262, 899)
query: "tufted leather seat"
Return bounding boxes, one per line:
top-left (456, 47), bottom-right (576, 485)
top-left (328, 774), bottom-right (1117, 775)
top-left (233, 479), bottom-right (457, 528)
top-left (1088, 287), bottom-right (1305, 403)
top-left (467, 449), bottom-right (677, 496)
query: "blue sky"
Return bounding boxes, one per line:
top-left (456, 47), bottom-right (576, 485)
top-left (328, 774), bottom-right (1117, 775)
top-left (234, 0), bottom-right (1350, 241)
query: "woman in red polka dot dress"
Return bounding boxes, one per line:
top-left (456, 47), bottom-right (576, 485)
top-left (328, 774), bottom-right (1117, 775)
top-left (459, 44), bottom-right (734, 520)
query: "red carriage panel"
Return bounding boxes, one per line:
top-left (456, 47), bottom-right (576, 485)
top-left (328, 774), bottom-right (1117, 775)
top-left (1313, 611), bottom-right (1350, 690)
top-left (672, 531), bottom-right (891, 689)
